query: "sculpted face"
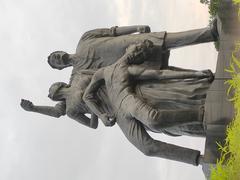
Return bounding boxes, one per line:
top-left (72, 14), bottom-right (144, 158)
top-left (48, 51), bottom-right (70, 70)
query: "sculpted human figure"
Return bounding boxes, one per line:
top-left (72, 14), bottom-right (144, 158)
top-left (81, 41), bottom-right (213, 165)
top-left (21, 71), bottom-right (100, 129)
top-left (21, 41), bottom-right (213, 166)
top-left (83, 40), bottom-right (213, 130)
top-left (47, 20), bottom-right (218, 72)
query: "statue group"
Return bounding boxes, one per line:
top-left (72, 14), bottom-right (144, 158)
top-left (21, 19), bottom-right (218, 166)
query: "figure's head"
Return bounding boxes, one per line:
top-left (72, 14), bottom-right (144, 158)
top-left (48, 51), bottom-right (71, 70)
top-left (48, 82), bottom-right (69, 101)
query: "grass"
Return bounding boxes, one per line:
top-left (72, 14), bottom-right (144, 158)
top-left (210, 42), bottom-right (240, 180)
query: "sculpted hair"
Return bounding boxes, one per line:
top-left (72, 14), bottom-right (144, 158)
top-left (49, 82), bottom-right (70, 100)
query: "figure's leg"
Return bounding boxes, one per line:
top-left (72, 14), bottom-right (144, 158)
top-left (122, 95), bottom-right (204, 129)
top-left (129, 65), bottom-right (212, 81)
top-left (116, 115), bottom-right (201, 165)
top-left (168, 66), bottom-right (197, 72)
top-left (164, 19), bottom-right (218, 50)
top-left (150, 107), bottom-right (205, 129)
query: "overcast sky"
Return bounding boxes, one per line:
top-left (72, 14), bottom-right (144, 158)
top-left (0, 0), bottom-right (218, 180)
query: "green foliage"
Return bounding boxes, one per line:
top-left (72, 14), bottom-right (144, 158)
top-left (210, 42), bottom-right (240, 180)
top-left (200, 0), bottom-right (211, 5)
top-left (209, 0), bottom-right (222, 17)
top-left (200, 0), bottom-right (222, 17)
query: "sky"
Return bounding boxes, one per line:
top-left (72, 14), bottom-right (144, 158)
top-left (0, 0), bottom-right (218, 180)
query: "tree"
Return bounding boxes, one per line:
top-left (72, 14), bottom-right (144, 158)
top-left (200, 0), bottom-right (210, 5)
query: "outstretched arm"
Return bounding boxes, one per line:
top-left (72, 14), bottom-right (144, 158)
top-left (80, 25), bottom-right (151, 40)
top-left (67, 110), bottom-right (98, 129)
top-left (113, 25), bottom-right (151, 36)
top-left (20, 99), bottom-right (66, 118)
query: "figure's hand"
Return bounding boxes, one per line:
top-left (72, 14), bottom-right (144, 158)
top-left (20, 99), bottom-right (35, 111)
top-left (100, 113), bottom-right (116, 127)
top-left (126, 40), bottom-right (154, 64)
top-left (137, 26), bottom-right (151, 33)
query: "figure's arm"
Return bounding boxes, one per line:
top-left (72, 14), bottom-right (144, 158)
top-left (83, 69), bottom-right (115, 127)
top-left (78, 69), bottom-right (96, 76)
top-left (112, 25), bottom-right (151, 36)
top-left (80, 29), bottom-right (114, 40)
top-left (83, 69), bottom-right (105, 117)
top-left (67, 110), bottom-right (98, 129)
top-left (113, 40), bottom-right (154, 67)
top-left (128, 66), bottom-right (212, 81)
top-left (20, 99), bottom-right (66, 118)
top-left (80, 25), bottom-right (151, 40)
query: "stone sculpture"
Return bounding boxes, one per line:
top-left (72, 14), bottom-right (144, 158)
top-left (21, 20), bottom-right (218, 166)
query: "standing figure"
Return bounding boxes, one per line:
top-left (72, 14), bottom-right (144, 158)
top-left (21, 71), bottom-right (101, 129)
top-left (83, 40), bottom-right (213, 130)
top-left (83, 41), bottom-right (213, 165)
top-left (47, 20), bottom-right (218, 73)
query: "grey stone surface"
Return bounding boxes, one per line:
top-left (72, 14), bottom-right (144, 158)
top-left (21, 23), bottom-right (219, 166)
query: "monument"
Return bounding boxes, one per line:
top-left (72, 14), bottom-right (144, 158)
top-left (20, 15), bottom-right (233, 175)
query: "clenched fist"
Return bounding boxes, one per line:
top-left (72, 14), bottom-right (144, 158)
top-left (20, 99), bottom-right (34, 111)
